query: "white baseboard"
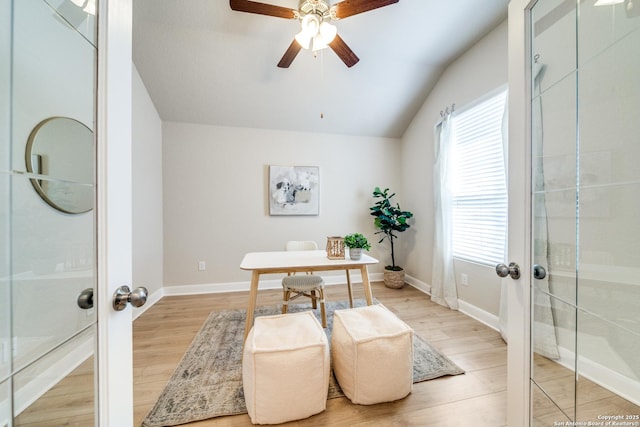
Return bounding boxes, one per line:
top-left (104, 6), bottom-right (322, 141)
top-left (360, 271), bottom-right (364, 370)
top-left (404, 274), bottom-right (501, 333)
top-left (161, 272), bottom-right (384, 297)
top-left (404, 274), bottom-right (432, 295)
top-left (457, 299), bottom-right (500, 331)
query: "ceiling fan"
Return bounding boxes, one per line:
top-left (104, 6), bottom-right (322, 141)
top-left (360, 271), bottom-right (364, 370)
top-left (230, 0), bottom-right (399, 68)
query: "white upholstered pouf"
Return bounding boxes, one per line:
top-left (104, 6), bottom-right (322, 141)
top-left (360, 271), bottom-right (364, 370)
top-left (331, 304), bottom-right (413, 405)
top-left (242, 311), bottom-right (330, 425)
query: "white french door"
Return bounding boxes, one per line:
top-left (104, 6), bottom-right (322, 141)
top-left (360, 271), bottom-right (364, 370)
top-left (97, 0), bottom-right (135, 425)
top-left (506, 0), bottom-right (533, 425)
top-left (506, 1), bottom-right (640, 425)
top-left (1, 0), bottom-right (133, 425)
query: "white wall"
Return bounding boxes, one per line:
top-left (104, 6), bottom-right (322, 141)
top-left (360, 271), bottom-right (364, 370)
top-left (401, 20), bottom-right (508, 316)
top-left (132, 66), bottom-right (163, 296)
top-left (162, 122), bottom-right (401, 288)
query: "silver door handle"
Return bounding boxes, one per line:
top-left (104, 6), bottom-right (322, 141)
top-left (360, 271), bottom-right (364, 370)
top-left (495, 262), bottom-right (521, 280)
top-left (77, 288), bottom-right (94, 310)
top-left (112, 285), bottom-right (148, 311)
top-left (533, 264), bottom-right (547, 280)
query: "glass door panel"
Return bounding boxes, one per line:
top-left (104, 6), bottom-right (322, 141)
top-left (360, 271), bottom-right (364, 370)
top-left (1, 0), bottom-right (12, 423)
top-left (531, 291), bottom-right (576, 421)
top-left (578, 0), bottom-right (640, 67)
top-left (531, 382), bottom-right (571, 426)
top-left (531, 0), bottom-right (640, 423)
top-left (7, 0), bottom-right (97, 424)
top-left (576, 1), bottom-right (640, 418)
top-left (531, 0), bottom-right (577, 93)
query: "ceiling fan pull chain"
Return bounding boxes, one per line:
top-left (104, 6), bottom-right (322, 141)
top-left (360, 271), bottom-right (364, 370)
top-left (320, 49), bottom-right (325, 119)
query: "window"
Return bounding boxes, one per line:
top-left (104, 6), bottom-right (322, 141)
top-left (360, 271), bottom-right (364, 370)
top-left (450, 89), bottom-right (508, 266)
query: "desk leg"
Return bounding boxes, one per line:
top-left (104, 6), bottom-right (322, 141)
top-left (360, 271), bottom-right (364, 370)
top-left (345, 269), bottom-right (354, 308)
top-left (360, 266), bottom-right (373, 305)
top-left (244, 271), bottom-right (260, 341)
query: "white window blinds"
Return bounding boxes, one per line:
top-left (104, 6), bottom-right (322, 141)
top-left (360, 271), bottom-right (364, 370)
top-left (450, 89), bottom-right (508, 266)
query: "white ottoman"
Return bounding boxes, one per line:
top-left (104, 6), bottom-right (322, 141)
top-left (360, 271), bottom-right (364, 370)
top-left (243, 311), bottom-right (330, 425)
top-left (331, 304), bottom-right (413, 405)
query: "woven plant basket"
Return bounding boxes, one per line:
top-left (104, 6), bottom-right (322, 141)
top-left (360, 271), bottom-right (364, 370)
top-left (384, 269), bottom-right (405, 289)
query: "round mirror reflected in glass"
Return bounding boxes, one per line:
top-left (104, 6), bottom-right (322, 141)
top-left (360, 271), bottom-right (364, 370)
top-left (25, 117), bottom-right (94, 214)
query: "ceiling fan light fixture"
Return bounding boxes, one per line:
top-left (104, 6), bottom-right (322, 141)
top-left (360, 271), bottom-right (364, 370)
top-left (312, 34), bottom-right (328, 51)
top-left (297, 14), bottom-right (335, 51)
top-left (295, 30), bottom-right (312, 49)
top-left (319, 21), bottom-right (337, 43)
top-left (300, 14), bottom-right (320, 36)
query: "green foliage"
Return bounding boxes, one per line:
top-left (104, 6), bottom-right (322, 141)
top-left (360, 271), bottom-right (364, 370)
top-left (370, 187), bottom-right (414, 269)
top-left (343, 233), bottom-right (371, 250)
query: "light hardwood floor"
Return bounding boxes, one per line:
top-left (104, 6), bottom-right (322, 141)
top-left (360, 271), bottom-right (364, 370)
top-left (133, 282), bottom-right (509, 426)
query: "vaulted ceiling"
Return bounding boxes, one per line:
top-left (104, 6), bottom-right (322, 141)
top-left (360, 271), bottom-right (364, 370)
top-left (133, 1), bottom-right (508, 138)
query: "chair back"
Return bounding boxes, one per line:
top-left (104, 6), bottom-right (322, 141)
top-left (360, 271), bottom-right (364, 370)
top-left (285, 241), bottom-right (318, 251)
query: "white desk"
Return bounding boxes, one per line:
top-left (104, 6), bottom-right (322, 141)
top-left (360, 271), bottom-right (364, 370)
top-left (240, 250), bottom-right (379, 340)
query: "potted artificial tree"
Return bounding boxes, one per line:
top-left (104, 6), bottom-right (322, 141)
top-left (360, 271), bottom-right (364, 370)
top-left (370, 187), bottom-right (414, 288)
top-left (343, 233), bottom-right (371, 260)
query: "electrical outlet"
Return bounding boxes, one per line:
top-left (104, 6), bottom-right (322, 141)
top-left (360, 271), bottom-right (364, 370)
top-left (461, 273), bottom-right (469, 286)
top-left (198, 261), bottom-right (206, 271)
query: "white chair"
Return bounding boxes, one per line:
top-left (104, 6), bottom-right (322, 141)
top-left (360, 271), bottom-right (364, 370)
top-left (281, 241), bottom-right (327, 327)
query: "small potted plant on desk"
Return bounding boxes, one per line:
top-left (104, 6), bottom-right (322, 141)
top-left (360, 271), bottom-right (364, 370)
top-left (370, 187), bottom-right (414, 289)
top-left (343, 233), bottom-right (371, 260)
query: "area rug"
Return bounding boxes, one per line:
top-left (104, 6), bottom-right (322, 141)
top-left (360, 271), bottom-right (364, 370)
top-left (142, 300), bottom-right (464, 427)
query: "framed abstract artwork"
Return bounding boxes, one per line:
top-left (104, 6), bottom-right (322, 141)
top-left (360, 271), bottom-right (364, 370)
top-left (269, 165), bottom-right (319, 216)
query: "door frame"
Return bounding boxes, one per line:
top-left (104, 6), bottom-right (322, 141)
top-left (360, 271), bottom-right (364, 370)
top-left (507, 0), bottom-right (534, 425)
top-left (96, 0), bottom-right (134, 425)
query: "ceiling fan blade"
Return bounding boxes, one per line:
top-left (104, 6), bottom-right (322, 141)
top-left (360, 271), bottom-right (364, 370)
top-left (329, 34), bottom-right (359, 67)
top-left (277, 40), bottom-right (303, 68)
top-left (333, 0), bottom-right (399, 19)
top-left (229, 0), bottom-right (296, 19)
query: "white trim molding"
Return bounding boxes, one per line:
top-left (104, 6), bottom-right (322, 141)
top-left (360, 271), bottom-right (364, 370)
top-left (404, 274), bottom-right (432, 295)
top-left (161, 272), bottom-right (384, 297)
top-left (457, 299), bottom-right (500, 332)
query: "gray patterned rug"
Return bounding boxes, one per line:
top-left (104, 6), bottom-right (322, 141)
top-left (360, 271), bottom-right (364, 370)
top-left (142, 300), bottom-right (464, 427)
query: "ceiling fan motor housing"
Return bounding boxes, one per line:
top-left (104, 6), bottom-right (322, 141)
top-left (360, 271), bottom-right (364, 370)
top-left (299, 0), bottom-right (334, 21)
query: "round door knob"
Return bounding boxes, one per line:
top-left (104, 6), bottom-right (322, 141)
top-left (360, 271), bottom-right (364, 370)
top-left (112, 285), bottom-right (148, 311)
top-left (533, 264), bottom-right (547, 280)
top-left (495, 262), bottom-right (521, 280)
top-left (495, 263), bottom-right (510, 277)
top-left (77, 288), bottom-right (94, 310)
